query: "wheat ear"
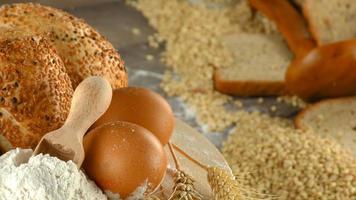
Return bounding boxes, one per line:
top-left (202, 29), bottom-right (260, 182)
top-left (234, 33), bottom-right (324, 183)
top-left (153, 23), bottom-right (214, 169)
top-left (207, 167), bottom-right (274, 200)
top-left (145, 195), bottom-right (161, 200)
top-left (172, 144), bottom-right (272, 200)
top-left (167, 143), bottom-right (203, 200)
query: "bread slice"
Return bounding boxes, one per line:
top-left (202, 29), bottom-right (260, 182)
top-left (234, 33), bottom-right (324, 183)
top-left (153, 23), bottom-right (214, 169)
top-left (301, 0), bottom-right (356, 45)
top-left (214, 33), bottom-right (292, 96)
top-left (249, 0), bottom-right (316, 57)
top-left (295, 96), bottom-right (356, 156)
top-left (0, 32), bottom-right (73, 150)
top-left (0, 3), bottom-right (127, 89)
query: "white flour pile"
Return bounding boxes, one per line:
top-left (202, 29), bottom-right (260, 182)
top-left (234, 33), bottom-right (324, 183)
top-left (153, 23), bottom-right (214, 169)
top-left (0, 148), bottom-right (107, 200)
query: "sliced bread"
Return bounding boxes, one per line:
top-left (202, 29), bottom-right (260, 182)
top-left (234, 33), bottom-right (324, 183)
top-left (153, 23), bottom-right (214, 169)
top-left (249, 0), bottom-right (316, 57)
top-left (214, 33), bottom-right (292, 96)
top-left (301, 0), bottom-right (356, 45)
top-left (295, 96), bottom-right (356, 156)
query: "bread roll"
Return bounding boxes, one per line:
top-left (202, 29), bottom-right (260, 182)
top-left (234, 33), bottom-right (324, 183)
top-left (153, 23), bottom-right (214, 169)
top-left (0, 33), bottom-right (73, 149)
top-left (0, 3), bottom-right (127, 89)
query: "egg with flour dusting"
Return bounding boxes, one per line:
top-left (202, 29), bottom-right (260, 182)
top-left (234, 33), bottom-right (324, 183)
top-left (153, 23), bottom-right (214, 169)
top-left (83, 121), bottom-right (168, 198)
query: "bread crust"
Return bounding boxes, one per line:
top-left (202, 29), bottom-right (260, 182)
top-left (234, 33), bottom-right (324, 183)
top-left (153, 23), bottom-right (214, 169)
top-left (0, 3), bottom-right (127, 89)
top-left (295, 102), bottom-right (316, 129)
top-left (0, 35), bottom-right (73, 149)
top-left (300, 0), bottom-right (323, 46)
top-left (215, 1), bottom-right (308, 96)
top-left (295, 96), bottom-right (356, 129)
top-left (249, 0), bottom-right (316, 57)
top-left (214, 70), bottom-right (288, 96)
top-left (286, 39), bottom-right (356, 101)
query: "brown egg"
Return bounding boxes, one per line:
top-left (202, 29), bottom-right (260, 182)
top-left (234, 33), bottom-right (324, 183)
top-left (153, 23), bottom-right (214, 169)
top-left (91, 87), bottom-right (174, 145)
top-left (83, 121), bottom-right (168, 198)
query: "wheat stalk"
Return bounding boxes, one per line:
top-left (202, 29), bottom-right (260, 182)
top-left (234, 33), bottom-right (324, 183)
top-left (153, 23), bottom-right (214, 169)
top-left (171, 145), bottom-right (274, 200)
top-left (145, 183), bottom-right (166, 200)
top-left (145, 195), bottom-right (161, 200)
top-left (167, 143), bottom-right (203, 200)
top-left (208, 167), bottom-right (275, 200)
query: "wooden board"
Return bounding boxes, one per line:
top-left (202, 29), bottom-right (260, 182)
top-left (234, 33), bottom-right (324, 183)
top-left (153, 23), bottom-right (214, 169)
top-left (159, 118), bottom-right (232, 199)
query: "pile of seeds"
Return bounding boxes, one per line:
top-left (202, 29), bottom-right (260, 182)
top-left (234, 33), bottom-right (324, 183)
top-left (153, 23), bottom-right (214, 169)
top-left (222, 113), bottom-right (356, 199)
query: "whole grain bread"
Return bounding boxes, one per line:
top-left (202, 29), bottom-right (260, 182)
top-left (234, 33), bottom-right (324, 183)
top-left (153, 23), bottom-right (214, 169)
top-left (295, 96), bottom-right (356, 156)
top-left (249, 0), bottom-right (316, 57)
top-left (0, 33), bottom-right (73, 150)
top-left (0, 3), bottom-right (127, 89)
top-left (214, 33), bottom-right (292, 96)
top-left (301, 0), bottom-right (356, 45)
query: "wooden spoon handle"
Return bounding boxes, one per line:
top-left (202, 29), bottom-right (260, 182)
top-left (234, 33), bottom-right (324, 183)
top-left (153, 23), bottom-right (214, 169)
top-left (64, 76), bottom-right (112, 138)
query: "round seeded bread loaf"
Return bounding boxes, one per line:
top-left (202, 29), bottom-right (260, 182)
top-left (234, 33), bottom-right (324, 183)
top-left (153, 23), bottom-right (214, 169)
top-left (0, 33), bottom-right (73, 150)
top-left (0, 3), bottom-right (127, 89)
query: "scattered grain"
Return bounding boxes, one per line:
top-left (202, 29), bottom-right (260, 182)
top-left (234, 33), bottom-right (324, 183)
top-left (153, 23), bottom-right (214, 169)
top-left (145, 54), bottom-right (154, 61)
top-left (130, 0), bottom-right (276, 131)
top-left (222, 113), bottom-right (356, 199)
top-left (129, 2), bottom-right (356, 199)
top-left (147, 34), bottom-right (161, 49)
top-left (234, 100), bottom-right (243, 109)
top-left (132, 27), bottom-right (141, 35)
top-left (276, 97), bottom-right (283, 103)
top-left (276, 95), bottom-right (307, 108)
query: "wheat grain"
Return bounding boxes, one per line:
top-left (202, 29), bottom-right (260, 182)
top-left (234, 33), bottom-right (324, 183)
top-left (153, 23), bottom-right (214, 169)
top-left (208, 167), bottom-right (245, 200)
top-left (145, 195), bottom-right (161, 200)
top-left (222, 114), bottom-right (356, 199)
top-left (208, 167), bottom-right (272, 200)
top-left (129, 0), bottom-right (277, 131)
top-left (168, 170), bottom-right (202, 200)
top-left (276, 95), bottom-right (307, 108)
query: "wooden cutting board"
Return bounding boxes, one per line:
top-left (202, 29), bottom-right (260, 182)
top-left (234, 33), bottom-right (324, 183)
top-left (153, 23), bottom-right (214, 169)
top-left (159, 118), bottom-right (232, 199)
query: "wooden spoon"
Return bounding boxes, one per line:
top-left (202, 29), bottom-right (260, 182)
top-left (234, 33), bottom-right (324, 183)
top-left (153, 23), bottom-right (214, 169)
top-left (33, 76), bottom-right (112, 167)
top-left (286, 39), bottom-right (356, 101)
